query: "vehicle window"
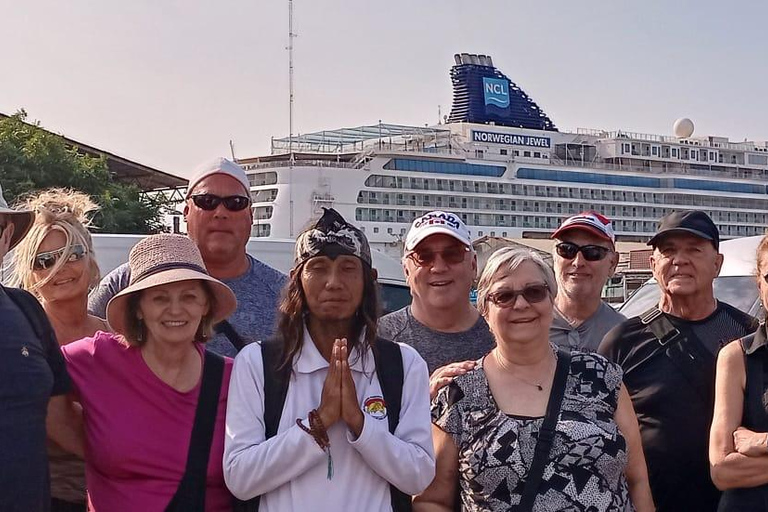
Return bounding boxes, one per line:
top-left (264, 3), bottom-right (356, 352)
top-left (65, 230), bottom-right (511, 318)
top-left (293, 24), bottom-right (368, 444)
top-left (379, 283), bottom-right (412, 314)
top-left (620, 276), bottom-right (762, 319)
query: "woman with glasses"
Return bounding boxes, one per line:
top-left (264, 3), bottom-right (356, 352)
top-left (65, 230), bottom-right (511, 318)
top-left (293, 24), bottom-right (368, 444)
top-left (10, 189), bottom-right (106, 512)
top-left (710, 233), bottom-right (768, 510)
top-left (414, 247), bottom-right (654, 512)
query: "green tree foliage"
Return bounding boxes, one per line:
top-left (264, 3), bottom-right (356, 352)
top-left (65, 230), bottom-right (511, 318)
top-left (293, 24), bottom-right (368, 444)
top-left (0, 110), bottom-right (173, 233)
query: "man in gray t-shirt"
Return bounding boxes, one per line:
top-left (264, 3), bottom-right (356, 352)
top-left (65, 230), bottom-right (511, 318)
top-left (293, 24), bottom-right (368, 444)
top-left (550, 301), bottom-right (624, 353)
top-left (549, 211), bottom-right (625, 352)
top-left (88, 158), bottom-right (286, 357)
top-left (378, 211), bottom-right (495, 398)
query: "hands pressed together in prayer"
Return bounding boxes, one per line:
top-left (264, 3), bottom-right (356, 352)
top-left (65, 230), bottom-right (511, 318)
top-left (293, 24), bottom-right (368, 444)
top-left (317, 338), bottom-right (365, 438)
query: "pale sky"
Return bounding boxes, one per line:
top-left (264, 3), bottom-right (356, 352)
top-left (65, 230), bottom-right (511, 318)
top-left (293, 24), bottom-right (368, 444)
top-left (2, 0), bottom-right (766, 179)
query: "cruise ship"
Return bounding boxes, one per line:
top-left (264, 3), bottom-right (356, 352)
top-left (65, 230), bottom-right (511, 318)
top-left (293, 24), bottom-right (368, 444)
top-left (239, 53), bottom-right (768, 256)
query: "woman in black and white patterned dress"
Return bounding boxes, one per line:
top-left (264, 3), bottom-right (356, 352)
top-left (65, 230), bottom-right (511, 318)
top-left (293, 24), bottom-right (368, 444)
top-left (414, 248), bottom-right (654, 512)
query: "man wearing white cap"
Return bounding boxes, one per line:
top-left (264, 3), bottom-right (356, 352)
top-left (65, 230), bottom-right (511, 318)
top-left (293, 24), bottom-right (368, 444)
top-left (378, 211), bottom-right (494, 398)
top-left (549, 211), bottom-right (624, 352)
top-left (0, 183), bottom-right (79, 511)
top-left (88, 157), bottom-right (286, 357)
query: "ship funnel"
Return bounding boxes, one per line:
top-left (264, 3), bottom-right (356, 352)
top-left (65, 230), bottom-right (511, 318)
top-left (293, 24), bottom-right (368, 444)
top-left (447, 53), bottom-right (557, 131)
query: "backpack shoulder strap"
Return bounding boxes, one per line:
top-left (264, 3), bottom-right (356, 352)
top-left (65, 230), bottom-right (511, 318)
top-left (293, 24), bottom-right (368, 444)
top-left (261, 337), bottom-right (291, 438)
top-left (232, 337), bottom-right (291, 512)
top-left (5, 287), bottom-right (50, 340)
top-left (640, 305), bottom-right (716, 403)
top-left (166, 350), bottom-right (225, 512)
top-left (214, 320), bottom-right (246, 352)
top-left (372, 337), bottom-right (410, 512)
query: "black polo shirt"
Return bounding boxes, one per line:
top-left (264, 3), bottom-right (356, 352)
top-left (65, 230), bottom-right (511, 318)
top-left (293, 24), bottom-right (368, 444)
top-left (0, 286), bottom-right (70, 512)
top-left (599, 301), bottom-right (758, 512)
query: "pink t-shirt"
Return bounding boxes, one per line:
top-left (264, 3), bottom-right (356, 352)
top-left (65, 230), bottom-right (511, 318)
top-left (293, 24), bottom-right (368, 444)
top-left (61, 331), bottom-right (233, 512)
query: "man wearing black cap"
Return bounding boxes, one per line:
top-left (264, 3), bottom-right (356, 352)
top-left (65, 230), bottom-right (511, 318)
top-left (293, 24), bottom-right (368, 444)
top-left (599, 210), bottom-right (759, 512)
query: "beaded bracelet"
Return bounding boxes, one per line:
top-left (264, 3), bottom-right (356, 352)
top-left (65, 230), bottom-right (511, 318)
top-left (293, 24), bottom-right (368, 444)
top-left (297, 409), bottom-right (333, 480)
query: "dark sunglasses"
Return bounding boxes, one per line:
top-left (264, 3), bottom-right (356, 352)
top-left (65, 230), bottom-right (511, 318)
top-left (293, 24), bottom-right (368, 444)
top-left (486, 283), bottom-right (550, 307)
top-left (555, 242), bottom-right (611, 262)
top-left (34, 244), bottom-right (87, 271)
top-left (406, 245), bottom-right (470, 267)
top-left (190, 193), bottom-right (251, 212)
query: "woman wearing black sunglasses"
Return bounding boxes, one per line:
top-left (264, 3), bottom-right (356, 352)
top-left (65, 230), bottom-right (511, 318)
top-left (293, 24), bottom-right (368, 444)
top-left (10, 188), bottom-right (109, 512)
top-left (415, 247), bottom-right (654, 512)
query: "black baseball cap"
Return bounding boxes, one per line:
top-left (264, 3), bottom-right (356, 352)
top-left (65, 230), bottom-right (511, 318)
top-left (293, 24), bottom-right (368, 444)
top-left (647, 210), bottom-right (719, 250)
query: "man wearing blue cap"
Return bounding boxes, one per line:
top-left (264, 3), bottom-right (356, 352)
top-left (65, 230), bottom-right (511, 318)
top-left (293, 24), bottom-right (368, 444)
top-left (599, 210), bottom-right (758, 512)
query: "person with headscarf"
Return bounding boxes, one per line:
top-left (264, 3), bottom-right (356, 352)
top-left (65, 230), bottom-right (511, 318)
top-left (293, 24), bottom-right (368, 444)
top-left (224, 208), bottom-right (435, 511)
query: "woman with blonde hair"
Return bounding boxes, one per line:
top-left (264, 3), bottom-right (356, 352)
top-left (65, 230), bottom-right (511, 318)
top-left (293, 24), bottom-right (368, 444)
top-left (11, 188), bottom-right (105, 512)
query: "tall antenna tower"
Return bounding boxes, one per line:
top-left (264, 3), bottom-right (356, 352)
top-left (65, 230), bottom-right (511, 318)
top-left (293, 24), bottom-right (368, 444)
top-left (287, 0), bottom-right (296, 236)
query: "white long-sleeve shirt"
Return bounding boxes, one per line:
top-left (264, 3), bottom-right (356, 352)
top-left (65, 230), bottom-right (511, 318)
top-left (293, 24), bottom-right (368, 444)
top-left (223, 328), bottom-right (435, 511)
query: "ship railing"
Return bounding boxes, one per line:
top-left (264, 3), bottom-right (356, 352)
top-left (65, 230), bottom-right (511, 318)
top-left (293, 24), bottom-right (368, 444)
top-left (245, 160), bottom-right (362, 171)
top-left (550, 155), bottom-right (768, 181)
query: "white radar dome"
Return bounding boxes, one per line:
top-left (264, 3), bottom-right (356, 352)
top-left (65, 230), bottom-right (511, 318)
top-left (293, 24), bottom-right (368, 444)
top-left (674, 118), bottom-right (694, 138)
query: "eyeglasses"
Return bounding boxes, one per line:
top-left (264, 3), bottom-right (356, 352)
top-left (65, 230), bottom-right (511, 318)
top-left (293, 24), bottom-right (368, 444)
top-left (486, 284), bottom-right (550, 307)
top-left (34, 244), bottom-right (87, 271)
top-left (406, 245), bottom-right (470, 267)
top-left (555, 242), bottom-right (611, 262)
top-left (190, 194), bottom-right (251, 212)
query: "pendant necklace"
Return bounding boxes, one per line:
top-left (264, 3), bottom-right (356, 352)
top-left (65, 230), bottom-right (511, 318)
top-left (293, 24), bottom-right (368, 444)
top-left (493, 349), bottom-right (553, 391)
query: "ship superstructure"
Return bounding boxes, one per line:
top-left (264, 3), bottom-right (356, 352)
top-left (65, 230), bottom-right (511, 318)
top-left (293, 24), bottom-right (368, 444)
top-left (239, 53), bottom-right (768, 255)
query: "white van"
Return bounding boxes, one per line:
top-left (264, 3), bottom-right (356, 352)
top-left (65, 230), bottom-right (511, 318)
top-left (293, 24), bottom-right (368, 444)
top-left (90, 234), bottom-right (411, 314)
top-left (619, 236), bottom-right (764, 319)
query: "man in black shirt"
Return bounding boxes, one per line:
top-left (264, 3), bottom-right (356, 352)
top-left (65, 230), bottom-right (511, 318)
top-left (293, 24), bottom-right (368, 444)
top-left (0, 184), bottom-right (80, 512)
top-left (599, 211), bottom-right (758, 512)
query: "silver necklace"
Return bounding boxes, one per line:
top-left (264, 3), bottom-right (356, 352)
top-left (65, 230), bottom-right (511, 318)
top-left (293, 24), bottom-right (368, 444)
top-left (493, 349), bottom-right (554, 391)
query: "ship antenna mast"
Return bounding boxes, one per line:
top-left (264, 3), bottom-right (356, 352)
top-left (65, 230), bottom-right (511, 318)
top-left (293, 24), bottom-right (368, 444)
top-left (288, 0), bottom-right (296, 236)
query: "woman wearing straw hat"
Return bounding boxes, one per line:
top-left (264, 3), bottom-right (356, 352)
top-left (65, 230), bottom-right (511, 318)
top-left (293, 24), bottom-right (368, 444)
top-left (10, 189), bottom-right (107, 512)
top-left (59, 234), bottom-right (237, 512)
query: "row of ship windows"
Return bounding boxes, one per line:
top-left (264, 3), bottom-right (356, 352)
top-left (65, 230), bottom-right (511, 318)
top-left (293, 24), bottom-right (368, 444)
top-left (518, 168), bottom-right (766, 195)
top-left (364, 174), bottom-right (768, 203)
top-left (383, 158), bottom-right (506, 177)
top-left (354, 208), bottom-right (767, 238)
top-left (251, 189), bottom-right (278, 202)
top-left (248, 172), bottom-right (278, 187)
top-left (620, 143), bottom-right (768, 166)
top-left (358, 188), bottom-right (768, 212)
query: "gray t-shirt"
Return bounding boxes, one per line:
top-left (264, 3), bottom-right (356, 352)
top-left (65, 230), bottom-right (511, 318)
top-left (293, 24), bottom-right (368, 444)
top-left (550, 301), bottom-right (625, 353)
top-left (378, 306), bottom-right (496, 374)
top-left (88, 255), bottom-right (286, 357)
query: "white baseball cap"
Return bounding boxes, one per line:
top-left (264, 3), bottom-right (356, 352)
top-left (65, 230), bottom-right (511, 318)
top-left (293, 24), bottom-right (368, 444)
top-left (186, 157), bottom-right (250, 198)
top-left (405, 211), bottom-right (472, 251)
top-left (551, 211), bottom-right (615, 244)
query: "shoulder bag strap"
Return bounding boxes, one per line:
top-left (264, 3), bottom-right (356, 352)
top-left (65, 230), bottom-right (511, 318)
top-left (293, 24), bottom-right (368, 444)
top-left (372, 337), bottom-right (410, 512)
top-left (166, 350), bottom-right (225, 512)
top-left (641, 306), bottom-right (716, 404)
top-left (518, 347), bottom-right (571, 512)
top-left (214, 320), bottom-right (247, 352)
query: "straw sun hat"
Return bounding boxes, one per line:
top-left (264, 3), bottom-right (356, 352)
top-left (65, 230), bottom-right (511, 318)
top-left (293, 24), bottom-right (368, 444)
top-left (106, 234), bottom-right (237, 336)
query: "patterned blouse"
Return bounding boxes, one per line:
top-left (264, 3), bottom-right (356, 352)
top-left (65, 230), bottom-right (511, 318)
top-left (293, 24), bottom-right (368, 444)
top-left (432, 348), bottom-right (631, 511)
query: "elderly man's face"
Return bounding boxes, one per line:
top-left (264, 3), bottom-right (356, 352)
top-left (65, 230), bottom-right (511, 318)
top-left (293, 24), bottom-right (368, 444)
top-left (183, 174), bottom-right (252, 265)
top-left (553, 230), bottom-right (617, 302)
top-left (650, 233), bottom-right (723, 298)
top-left (403, 234), bottom-right (476, 312)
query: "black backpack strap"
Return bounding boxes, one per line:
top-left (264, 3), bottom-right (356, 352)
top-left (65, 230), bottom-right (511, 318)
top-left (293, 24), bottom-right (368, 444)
top-left (166, 350), bottom-right (226, 512)
top-left (372, 337), bottom-right (410, 512)
top-left (518, 347), bottom-right (571, 512)
top-left (232, 337), bottom-right (291, 512)
top-left (640, 306), bottom-right (716, 404)
top-left (214, 320), bottom-right (247, 352)
top-left (6, 287), bottom-right (51, 341)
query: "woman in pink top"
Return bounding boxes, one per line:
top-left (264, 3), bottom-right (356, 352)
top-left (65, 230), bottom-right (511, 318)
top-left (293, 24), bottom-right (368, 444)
top-left (60, 234), bottom-right (238, 512)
